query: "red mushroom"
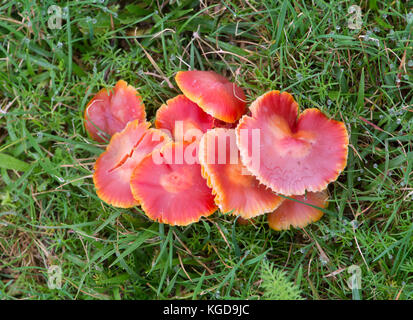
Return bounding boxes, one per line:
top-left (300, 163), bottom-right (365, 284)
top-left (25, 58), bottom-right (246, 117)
top-left (93, 120), bottom-right (170, 208)
top-left (130, 142), bottom-right (217, 226)
top-left (155, 94), bottom-right (214, 143)
top-left (199, 128), bottom-right (283, 219)
top-left (84, 80), bottom-right (146, 142)
top-left (175, 70), bottom-right (246, 123)
top-left (268, 191), bottom-right (328, 231)
top-left (236, 91), bottom-right (349, 196)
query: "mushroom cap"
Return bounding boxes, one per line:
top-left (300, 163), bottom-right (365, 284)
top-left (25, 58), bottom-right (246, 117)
top-left (175, 70), bottom-right (246, 123)
top-left (84, 80), bottom-right (146, 142)
top-left (199, 128), bottom-right (284, 219)
top-left (130, 142), bottom-right (217, 226)
top-left (93, 120), bottom-right (170, 208)
top-left (267, 191), bottom-right (328, 231)
top-left (155, 94), bottom-right (214, 143)
top-left (236, 91), bottom-right (349, 196)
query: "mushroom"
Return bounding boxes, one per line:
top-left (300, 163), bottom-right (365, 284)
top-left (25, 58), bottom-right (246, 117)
top-left (236, 217), bottom-right (255, 226)
top-left (93, 120), bottom-right (170, 208)
top-left (130, 142), bottom-right (217, 226)
top-left (236, 91), bottom-right (349, 196)
top-left (175, 70), bottom-right (246, 123)
top-left (199, 128), bottom-right (284, 219)
top-left (267, 191), bottom-right (328, 231)
top-left (155, 94), bottom-right (214, 143)
top-left (84, 80), bottom-right (146, 142)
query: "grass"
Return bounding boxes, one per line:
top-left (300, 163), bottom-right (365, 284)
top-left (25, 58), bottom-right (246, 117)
top-left (0, 0), bottom-right (412, 300)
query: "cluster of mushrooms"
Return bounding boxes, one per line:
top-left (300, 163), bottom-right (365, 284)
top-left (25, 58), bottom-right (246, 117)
top-left (84, 71), bottom-right (349, 230)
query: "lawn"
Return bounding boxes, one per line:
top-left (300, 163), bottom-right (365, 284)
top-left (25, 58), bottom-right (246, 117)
top-left (0, 0), bottom-right (412, 300)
